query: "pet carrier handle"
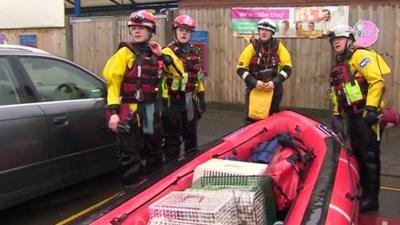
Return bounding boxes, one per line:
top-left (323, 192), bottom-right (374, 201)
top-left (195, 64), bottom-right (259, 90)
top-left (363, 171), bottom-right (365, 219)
top-left (181, 195), bottom-right (205, 203)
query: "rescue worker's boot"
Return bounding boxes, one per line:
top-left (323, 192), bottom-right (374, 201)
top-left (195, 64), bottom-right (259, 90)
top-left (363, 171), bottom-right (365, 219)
top-left (143, 130), bottom-right (164, 175)
top-left (360, 182), bottom-right (379, 212)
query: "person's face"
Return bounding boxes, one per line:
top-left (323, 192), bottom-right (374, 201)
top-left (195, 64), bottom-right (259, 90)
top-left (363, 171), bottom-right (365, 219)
top-left (322, 11), bottom-right (331, 21)
top-left (331, 37), bottom-right (350, 54)
top-left (129, 26), bottom-right (150, 43)
top-left (280, 23), bottom-right (289, 32)
top-left (259, 28), bottom-right (273, 41)
top-left (308, 23), bottom-right (315, 31)
top-left (295, 22), bottom-right (302, 30)
top-left (176, 27), bottom-right (192, 44)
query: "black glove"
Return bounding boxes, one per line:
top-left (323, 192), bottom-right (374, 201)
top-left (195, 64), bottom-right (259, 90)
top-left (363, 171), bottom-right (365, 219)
top-left (117, 121), bottom-right (131, 133)
top-left (363, 106), bottom-right (380, 125)
top-left (331, 115), bottom-right (345, 142)
top-left (197, 92), bottom-right (206, 113)
top-left (272, 74), bottom-right (285, 85)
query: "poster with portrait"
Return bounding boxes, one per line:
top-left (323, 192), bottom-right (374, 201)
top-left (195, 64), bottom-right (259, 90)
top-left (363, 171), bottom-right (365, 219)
top-left (295, 6), bottom-right (349, 38)
top-left (231, 6), bottom-right (349, 39)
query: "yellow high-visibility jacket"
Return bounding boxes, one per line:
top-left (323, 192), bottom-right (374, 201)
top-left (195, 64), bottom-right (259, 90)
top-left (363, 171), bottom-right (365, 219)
top-left (103, 46), bottom-right (138, 112)
top-left (331, 49), bottom-right (390, 115)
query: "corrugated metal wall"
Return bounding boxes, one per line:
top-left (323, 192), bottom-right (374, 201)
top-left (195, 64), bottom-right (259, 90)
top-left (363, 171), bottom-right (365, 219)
top-left (181, 3), bottom-right (400, 109)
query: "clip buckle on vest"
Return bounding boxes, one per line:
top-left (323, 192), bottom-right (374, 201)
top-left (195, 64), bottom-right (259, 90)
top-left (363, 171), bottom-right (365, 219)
top-left (135, 89), bottom-right (144, 102)
top-left (259, 67), bottom-right (273, 73)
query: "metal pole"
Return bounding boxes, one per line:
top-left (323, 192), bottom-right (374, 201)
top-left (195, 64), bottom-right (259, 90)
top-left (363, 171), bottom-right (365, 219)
top-left (74, 0), bottom-right (81, 17)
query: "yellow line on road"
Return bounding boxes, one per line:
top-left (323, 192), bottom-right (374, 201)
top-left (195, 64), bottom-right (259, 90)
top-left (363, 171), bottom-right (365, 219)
top-left (381, 186), bottom-right (400, 192)
top-left (56, 191), bottom-right (123, 225)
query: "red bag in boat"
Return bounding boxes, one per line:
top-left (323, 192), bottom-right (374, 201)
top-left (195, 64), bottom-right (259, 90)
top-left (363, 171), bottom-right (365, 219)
top-left (266, 147), bottom-right (303, 211)
top-left (380, 107), bottom-right (400, 129)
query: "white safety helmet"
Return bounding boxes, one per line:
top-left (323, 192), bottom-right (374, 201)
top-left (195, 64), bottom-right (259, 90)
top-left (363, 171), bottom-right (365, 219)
top-left (257, 18), bottom-right (276, 34)
top-left (328, 25), bottom-right (355, 41)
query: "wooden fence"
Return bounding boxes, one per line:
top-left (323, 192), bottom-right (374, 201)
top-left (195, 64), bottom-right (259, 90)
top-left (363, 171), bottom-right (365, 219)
top-left (70, 14), bottom-right (173, 77)
top-left (0, 28), bottom-right (67, 57)
top-left (2, 4), bottom-right (398, 110)
top-left (180, 3), bottom-right (400, 110)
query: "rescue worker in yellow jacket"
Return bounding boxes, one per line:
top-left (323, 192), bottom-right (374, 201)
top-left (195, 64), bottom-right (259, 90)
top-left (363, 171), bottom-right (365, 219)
top-left (237, 18), bottom-right (292, 123)
top-left (161, 15), bottom-right (206, 163)
top-left (103, 10), bottom-right (169, 187)
top-left (328, 25), bottom-right (390, 211)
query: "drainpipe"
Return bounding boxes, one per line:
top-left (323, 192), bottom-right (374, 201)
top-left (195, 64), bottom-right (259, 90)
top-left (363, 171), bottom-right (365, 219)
top-left (74, 0), bottom-right (81, 17)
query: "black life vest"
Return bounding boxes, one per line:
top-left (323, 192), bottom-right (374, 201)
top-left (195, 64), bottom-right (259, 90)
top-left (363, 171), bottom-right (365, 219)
top-left (119, 42), bottom-right (161, 103)
top-left (249, 38), bottom-right (280, 81)
top-left (165, 41), bottom-right (200, 93)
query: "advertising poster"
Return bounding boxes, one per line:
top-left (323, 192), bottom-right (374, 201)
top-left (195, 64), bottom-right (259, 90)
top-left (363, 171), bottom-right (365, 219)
top-left (232, 6), bottom-right (349, 38)
top-left (191, 30), bottom-right (208, 76)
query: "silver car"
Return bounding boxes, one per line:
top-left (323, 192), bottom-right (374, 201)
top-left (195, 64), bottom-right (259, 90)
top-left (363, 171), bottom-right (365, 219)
top-left (0, 45), bottom-right (117, 210)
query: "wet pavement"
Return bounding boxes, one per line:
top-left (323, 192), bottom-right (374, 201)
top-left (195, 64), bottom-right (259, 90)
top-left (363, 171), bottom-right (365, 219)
top-left (0, 104), bottom-right (399, 224)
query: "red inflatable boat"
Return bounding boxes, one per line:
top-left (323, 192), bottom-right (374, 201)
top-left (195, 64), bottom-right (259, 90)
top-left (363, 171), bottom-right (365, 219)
top-left (70, 111), bottom-right (360, 225)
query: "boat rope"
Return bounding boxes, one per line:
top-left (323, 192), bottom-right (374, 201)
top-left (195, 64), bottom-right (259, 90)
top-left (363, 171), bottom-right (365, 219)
top-left (329, 204), bottom-right (355, 225)
top-left (345, 144), bottom-right (360, 225)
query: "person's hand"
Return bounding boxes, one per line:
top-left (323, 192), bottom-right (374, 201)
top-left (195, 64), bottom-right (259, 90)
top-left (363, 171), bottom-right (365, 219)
top-left (363, 106), bottom-right (380, 125)
top-left (148, 41), bottom-right (163, 56)
top-left (108, 114), bottom-right (120, 132)
top-left (331, 115), bottom-right (345, 142)
top-left (255, 80), bottom-right (264, 90)
top-left (264, 81), bottom-right (275, 90)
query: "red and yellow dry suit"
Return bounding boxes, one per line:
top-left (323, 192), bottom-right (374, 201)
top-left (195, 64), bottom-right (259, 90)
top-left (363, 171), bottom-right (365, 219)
top-left (237, 38), bottom-right (292, 122)
top-left (103, 42), bottom-right (163, 185)
top-left (161, 41), bottom-right (205, 162)
top-left (330, 48), bottom-right (390, 209)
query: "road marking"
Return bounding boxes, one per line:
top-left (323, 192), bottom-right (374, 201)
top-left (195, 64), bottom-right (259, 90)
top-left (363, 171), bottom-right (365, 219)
top-left (56, 191), bottom-right (123, 225)
top-left (380, 186), bottom-right (400, 192)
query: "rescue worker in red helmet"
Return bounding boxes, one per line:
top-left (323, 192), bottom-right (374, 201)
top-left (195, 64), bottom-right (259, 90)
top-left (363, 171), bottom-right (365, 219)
top-left (236, 18), bottom-right (292, 123)
top-left (103, 10), bottom-right (169, 187)
top-left (160, 15), bottom-right (206, 163)
top-left (328, 24), bottom-right (391, 211)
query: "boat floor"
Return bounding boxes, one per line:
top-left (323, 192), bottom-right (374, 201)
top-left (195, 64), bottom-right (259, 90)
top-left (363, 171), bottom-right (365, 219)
top-left (198, 106), bottom-right (400, 224)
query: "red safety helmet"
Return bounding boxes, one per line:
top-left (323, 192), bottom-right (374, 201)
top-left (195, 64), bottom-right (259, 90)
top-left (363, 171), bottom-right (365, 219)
top-left (173, 15), bottom-right (196, 31)
top-left (128, 10), bottom-right (156, 33)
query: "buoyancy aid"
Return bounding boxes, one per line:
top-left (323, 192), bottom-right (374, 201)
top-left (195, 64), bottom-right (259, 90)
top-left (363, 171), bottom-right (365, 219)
top-left (330, 48), bottom-right (372, 113)
top-left (165, 42), bottom-right (201, 94)
top-left (330, 63), bottom-right (367, 112)
top-left (120, 42), bottom-right (161, 103)
top-left (249, 38), bottom-right (280, 81)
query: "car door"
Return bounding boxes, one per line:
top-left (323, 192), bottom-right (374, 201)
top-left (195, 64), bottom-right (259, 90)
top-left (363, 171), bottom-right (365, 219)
top-left (17, 56), bottom-right (117, 185)
top-left (0, 57), bottom-right (51, 210)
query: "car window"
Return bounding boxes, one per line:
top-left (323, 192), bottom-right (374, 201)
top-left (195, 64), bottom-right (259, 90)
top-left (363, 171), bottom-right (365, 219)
top-left (0, 58), bottom-right (23, 105)
top-left (19, 57), bottom-right (105, 101)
